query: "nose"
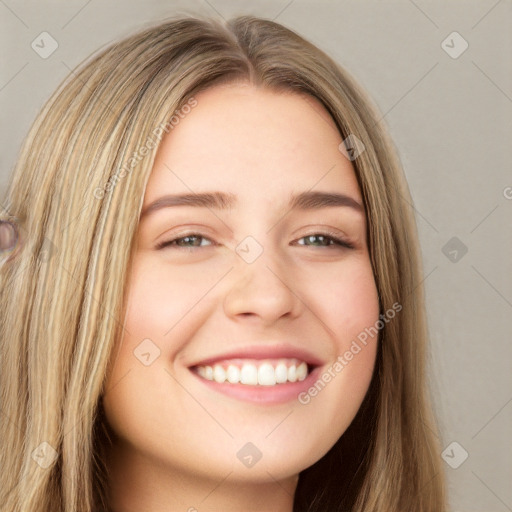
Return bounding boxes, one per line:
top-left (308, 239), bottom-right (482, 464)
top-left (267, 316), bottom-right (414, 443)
top-left (223, 248), bottom-right (302, 325)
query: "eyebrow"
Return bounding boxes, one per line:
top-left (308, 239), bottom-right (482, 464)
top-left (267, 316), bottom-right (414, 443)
top-left (140, 190), bottom-right (364, 219)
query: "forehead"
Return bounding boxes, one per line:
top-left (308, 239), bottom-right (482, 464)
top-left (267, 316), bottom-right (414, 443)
top-left (143, 83), bottom-right (362, 209)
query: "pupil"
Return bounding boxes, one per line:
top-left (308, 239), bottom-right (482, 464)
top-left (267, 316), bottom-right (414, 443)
top-left (181, 236), bottom-right (198, 246)
top-left (308, 235), bottom-right (327, 246)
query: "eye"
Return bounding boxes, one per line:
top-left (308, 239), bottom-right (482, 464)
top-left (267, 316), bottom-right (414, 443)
top-left (155, 234), bottom-right (213, 250)
top-left (295, 233), bottom-right (354, 249)
top-left (155, 231), bottom-right (354, 251)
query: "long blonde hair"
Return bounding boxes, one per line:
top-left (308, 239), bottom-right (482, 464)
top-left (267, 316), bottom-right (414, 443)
top-left (0, 14), bottom-right (446, 511)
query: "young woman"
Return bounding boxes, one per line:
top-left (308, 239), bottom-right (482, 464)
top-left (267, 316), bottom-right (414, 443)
top-left (0, 14), bottom-right (446, 512)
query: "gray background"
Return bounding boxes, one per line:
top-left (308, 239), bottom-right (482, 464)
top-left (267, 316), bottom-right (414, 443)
top-left (1, 1), bottom-right (511, 510)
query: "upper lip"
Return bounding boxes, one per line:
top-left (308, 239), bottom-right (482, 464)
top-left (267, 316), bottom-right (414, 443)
top-left (188, 344), bottom-right (326, 368)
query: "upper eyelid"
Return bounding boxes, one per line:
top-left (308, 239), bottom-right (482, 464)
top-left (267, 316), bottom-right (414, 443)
top-left (156, 223), bottom-right (352, 240)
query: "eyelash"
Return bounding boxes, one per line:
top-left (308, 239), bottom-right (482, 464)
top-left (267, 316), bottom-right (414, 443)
top-left (155, 231), bottom-right (355, 251)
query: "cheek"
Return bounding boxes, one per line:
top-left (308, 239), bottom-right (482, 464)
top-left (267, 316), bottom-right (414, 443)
top-left (337, 268), bottom-right (380, 342)
top-left (302, 258), bottom-right (380, 412)
top-left (103, 255), bottom-right (230, 416)
top-left (102, 258), bottom-right (189, 405)
top-left (101, 258), bottom-right (211, 460)
top-left (305, 256), bottom-right (380, 345)
top-left (307, 258), bottom-right (379, 396)
top-left (124, 258), bottom-right (195, 334)
top-left (297, 257), bottom-right (380, 390)
top-left (120, 256), bottom-right (228, 352)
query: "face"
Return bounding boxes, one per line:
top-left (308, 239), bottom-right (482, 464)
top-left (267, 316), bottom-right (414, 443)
top-left (102, 83), bottom-right (379, 490)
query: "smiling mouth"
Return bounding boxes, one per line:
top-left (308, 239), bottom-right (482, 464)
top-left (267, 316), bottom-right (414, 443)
top-left (191, 358), bottom-right (313, 386)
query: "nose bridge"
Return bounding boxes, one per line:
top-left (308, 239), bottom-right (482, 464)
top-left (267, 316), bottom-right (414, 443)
top-left (222, 235), bottom-right (300, 322)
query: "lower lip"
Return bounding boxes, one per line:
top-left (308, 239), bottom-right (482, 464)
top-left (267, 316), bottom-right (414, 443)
top-left (189, 365), bottom-right (322, 404)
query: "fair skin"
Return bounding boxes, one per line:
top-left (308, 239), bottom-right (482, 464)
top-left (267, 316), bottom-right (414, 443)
top-left (102, 83), bottom-right (380, 512)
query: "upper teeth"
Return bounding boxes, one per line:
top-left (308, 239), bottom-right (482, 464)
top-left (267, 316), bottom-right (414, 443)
top-left (196, 359), bottom-right (309, 386)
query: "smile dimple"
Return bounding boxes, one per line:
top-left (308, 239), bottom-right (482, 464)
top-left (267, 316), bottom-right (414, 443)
top-left (193, 358), bottom-right (309, 386)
